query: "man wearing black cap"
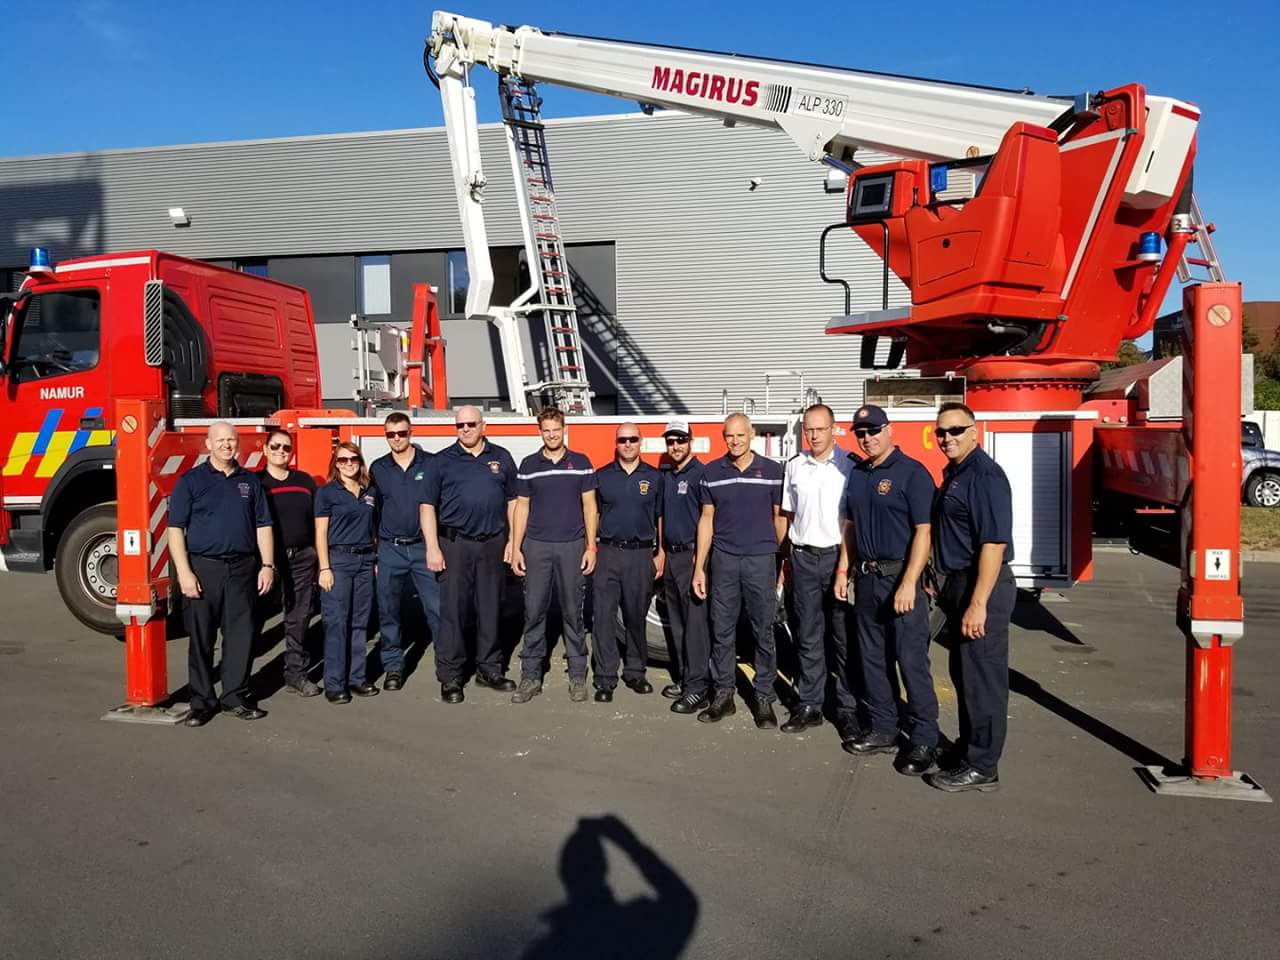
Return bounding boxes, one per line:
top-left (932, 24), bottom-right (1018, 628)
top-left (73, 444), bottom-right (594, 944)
top-left (836, 404), bottom-right (941, 775)
top-left (657, 419), bottom-right (711, 714)
top-left (922, 401), bottom-right (1015, 793)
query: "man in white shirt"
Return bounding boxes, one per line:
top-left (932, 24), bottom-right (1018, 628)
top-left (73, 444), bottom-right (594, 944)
top-left (779, 403), bottom-right (858, 735)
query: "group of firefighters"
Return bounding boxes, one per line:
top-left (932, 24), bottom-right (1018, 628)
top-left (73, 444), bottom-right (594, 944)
top-left (167, 399), bottom-right (1014, 795)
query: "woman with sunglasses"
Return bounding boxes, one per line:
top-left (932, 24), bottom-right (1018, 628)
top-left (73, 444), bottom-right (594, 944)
top-left (259, 429), bottom-right (321, 697)
top-left (314, 442), bottom-right (382, 703)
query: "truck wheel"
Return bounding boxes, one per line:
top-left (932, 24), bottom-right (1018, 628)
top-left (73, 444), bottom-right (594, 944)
top-left (638, 594), bottom-right (674, 665)
top-left (54, 502), bottom-right (122, 635)
top-left (1245, 471), bottom-right (1280, 508)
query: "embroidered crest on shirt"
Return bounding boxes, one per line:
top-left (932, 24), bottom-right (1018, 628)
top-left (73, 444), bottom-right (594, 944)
top-left (877, 479), bottom-right (892, 495)
top-left (362, 494), bottom-right (376, 506)
top-left (488, 461), bottom-right (501, 474)
top-left (238, 482), bottom-right (251, 498)
top-left (414, 471), bottom-right (424, 481)
top-left (638, 480), bottom-right (651, 495)
top-left (677, 480), bottom-right (688, 495)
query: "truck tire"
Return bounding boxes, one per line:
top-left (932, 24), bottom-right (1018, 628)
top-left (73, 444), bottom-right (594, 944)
top-left (54, 502), bottom-right (122, 636)
top-left (640, 593), bottom-right (674, 665)
top-left (1245, 471), bottom-right (1280, 508)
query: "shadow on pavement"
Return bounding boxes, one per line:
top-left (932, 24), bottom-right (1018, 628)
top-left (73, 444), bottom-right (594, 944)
top-left (521, 815), bottom-right (698, 960)
top-left (1012, 594), bottom-right (1083, 645)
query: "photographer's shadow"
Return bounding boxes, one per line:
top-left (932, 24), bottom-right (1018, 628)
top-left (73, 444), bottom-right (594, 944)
top-left (522, 815), bottom-right (698, 960)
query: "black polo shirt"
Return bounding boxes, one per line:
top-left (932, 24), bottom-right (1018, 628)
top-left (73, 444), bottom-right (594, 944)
top-left (369, 445), bottom-right (433, 540)
top-left (660, 457), bottom-right (705, 548)
top-left (698, 453), bottom-right (784, 556)
top-left (932, 447), bottom-right (1015, 574)
top-left (596, 459), bottom-right (663, 542)
top-left (423, 440), bottom-right (518, 538)
top-left (314, 482), bottom-right (380, 548)
top-left (516, 448), bottom-right (597, 543)
top-left (844, 448), bottom-right (935, 562)
top-left (169, 460), bottom-right (272, 557)
top-left (258, 468), bottom-right (317, 550)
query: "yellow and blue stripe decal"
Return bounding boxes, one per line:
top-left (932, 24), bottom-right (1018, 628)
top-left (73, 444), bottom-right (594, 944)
top-left (3, 407), bottom-right (116, 479)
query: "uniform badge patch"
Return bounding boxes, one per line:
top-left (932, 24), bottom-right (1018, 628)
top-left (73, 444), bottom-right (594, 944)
top-left (639, 480), bottom-right (651, 495)
top-left (487, 461), bottom-right (501, 474)
top-left (677, 480), bottom-right (688, 495)
top-left (877, 478), bottom-right (892, 495)
top-left (414, 472), bottom-right (424, 481)
top-left (857, 407), bottom-right (869, 420)
top-left (238, 482), bottom-right (251, 498)
top-left (362, 494), bottom-right (376, 506)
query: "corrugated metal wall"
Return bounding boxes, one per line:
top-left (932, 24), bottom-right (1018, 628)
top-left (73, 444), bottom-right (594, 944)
top-left (0, 112), bottom-right (910, 417)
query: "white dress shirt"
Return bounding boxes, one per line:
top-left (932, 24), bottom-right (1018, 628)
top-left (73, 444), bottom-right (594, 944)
top-left (781, 448), bottom-right (855, 548)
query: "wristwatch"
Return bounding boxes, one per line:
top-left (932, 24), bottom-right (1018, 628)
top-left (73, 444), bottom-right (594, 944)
top-left (261, 562), bottom-right (275, 569)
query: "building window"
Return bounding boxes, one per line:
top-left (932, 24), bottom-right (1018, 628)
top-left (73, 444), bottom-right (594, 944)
top-left (238, 260), bottom-right (268, 277)
top-left (447, 250), bottom-right (469, 315)
top-left (360, 255), bottom-right (392, 316)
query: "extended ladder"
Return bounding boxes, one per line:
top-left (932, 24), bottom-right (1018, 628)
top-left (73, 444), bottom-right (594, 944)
top-left (1176, 193), bottom-right (1225, 284)
top-left (500, 77), bottom-right (594, 415)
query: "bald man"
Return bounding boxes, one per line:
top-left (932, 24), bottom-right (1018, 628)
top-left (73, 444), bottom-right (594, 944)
top-left (421, 407), bottom-right (519, 703)
top-left (168, 422), bottom-right (275, 726)
top-left (692, 414), bottom-right (786, 728)
top-left (590, 422), bottom-right (664, 702)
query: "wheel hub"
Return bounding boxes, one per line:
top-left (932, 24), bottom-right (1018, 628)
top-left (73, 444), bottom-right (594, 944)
top-left (81, 534), bottom-right (119, 601)
top-left (1260, 477), bottom-right (1280, 508)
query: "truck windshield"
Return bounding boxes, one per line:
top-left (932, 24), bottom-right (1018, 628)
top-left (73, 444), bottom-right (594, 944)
top-left (9, 289), bottom-right (101, 383)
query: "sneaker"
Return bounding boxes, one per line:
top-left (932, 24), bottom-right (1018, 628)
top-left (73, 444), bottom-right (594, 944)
top-left (511, 678), bottom-right (542, 704)
top-left (660, 682), bottom-right (683, 700)
top-left (287, 679), bottom-right (322, 698)
top-left (569, 678), bottom-right (589, 703)
top-left (924, 762), bottom-right (1000, 793)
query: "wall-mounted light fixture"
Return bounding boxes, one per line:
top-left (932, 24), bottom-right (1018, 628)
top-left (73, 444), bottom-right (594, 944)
top-left (168, 207), bottom-right (190, 227)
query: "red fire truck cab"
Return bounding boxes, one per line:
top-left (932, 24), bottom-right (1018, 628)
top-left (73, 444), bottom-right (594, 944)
top-left (0, 250), bottom-right (322, 633)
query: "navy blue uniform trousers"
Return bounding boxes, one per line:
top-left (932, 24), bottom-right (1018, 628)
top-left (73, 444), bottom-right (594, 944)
top-left (592, 544), bottom-right (655, 689)
top-left (275, 545), bottom-right (317, 686)
top-left (709, 552), bottom-right (777, 701)
top-left (185, 553), bottom-right (258, 711)
top-left (855, 572), bottom-right (939, 746)
top-left (520, 538), bottom-right (588, 681)
top-left (662, 549), bottom-right (710, 697)
top-left (376, 540), bottom-right (441, 674)
top-left (789, 546), bottom-right (849, 710)
top-left (436, 533), bottom-right (506, 683)
top-left (941, 564), bottom-right (1016, 773)
top-left (321, 550), bottom-right (373, 692)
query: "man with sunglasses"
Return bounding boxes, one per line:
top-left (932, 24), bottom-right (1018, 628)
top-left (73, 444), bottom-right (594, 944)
top-left (923, 401), bottom-right (1015, 794)
top-left (692, 413), bottom-right (786, 729)
top-left (778, 403), bottom-right (857, 736)
top-left (836, 405), bottom-right (940, 775)
top-left (590, 423), bottom-right (664, 702)
top-left (510, 407), bottom-right (599, 704)
top-left (420, 407), bottom-right (518, 703)
top-left (658, 420), bottom-right (711, 715)
top-left (369, 412), bottom-right (440, 692)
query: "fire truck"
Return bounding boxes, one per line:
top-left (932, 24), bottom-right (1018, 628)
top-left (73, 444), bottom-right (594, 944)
top-left (0, 251), bottom-right (322, 633)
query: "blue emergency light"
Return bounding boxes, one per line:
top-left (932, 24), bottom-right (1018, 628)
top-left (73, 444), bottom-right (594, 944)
top-left (1136, 231), bottom-right (1162, 262)
top-left (29, 247), bottom-right (54, 275)
top-left (929, 164), bottom-right (949, 197)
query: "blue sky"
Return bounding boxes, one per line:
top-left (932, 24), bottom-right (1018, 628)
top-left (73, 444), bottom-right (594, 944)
top-left (7, 0), bottom-right (1278, 302)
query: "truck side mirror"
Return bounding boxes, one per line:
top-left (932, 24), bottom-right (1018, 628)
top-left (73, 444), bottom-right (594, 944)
top-left (143, 280), bottom-right (164, 366)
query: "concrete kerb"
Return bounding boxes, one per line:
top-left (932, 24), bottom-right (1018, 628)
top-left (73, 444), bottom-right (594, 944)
top-left (1093, 543), bottom-right (1280, 564)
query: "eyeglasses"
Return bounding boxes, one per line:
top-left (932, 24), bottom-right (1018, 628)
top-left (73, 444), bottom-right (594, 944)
top-left (385, 429), bottom-right (410, 439)
top-left (336, 456), bottom-right (361, 465)
top-left (804, 425), bottom-right (832, 434)
top-left (665, 436), bottom-right (689, 445)
top-left (935, 425), bottom-right (972, 438)
top-left (267, 442), bottom-right (292, 452)
top-left (455, 421), bottom-right (479, 430)
top-left (853, 426), bottom-right (885, 439)
top-left (617, 436), bottom-right (641, 445)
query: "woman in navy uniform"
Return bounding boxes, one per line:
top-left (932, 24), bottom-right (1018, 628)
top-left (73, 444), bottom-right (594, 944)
top-left (314, 442), bottom-right (381, 704)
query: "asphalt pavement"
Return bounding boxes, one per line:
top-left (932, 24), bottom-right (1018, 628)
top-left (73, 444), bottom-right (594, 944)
top-left (1, 550), bottom-right (1278, 960)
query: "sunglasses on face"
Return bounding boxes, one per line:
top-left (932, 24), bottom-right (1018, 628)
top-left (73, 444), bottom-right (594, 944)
top-left (267, 442), bottom-right (292, 452)
top-left (336, 456), bottom-right (361, 465)
top-left (617, 436), bottom-right (641, 445)
top-left (665, 437), bottom-right (689, 445)
top-left (455, 421), bottom-right (479, 430)
top-left (385, 429), bottom-right (410, 439)
top-left (935, 425), bottom-right (972, 438)
top-left (853, 426), bottom-right (884, 439)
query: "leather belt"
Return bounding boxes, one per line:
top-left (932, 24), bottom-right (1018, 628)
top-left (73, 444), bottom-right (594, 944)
top-left (792, 544), bottom-right (839, 555)
top-left (664, 542), bottom-right (695, 553)
top-left (857, 558), bottom-right (905, 577)
top-left (330, 544), bottom-right (375, 555)
top-left (388, 535), bottom-right (422, 546)
top-left (194, 552), bottom-right (253, 563)
top-left (441, 527), bottom-right (501, 543)
top-left (599, 537), bottom-right (655, 550)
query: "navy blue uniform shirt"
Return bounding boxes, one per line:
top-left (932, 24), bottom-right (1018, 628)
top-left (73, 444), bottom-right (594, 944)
top-left (169, 460), bottom-right (271, 556)
top-left (596, 460), bottom-right (663, 542)
top-left (660, 457), bottom-right (705, 548)
top-left (517, 448), bottom-right (597, 543)
top-left (844, 448), bottom-right (935, 562)
top-left (932, 447), bottom-right (1015, 574)
top-left (369, 446), bottom-right (433, 539)
top-left (698, 453), bottom-right (784, 556)
top-left (314, 481), bottom-right (380, 547)
top-left (423, 440), bottom-right (518, 538)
